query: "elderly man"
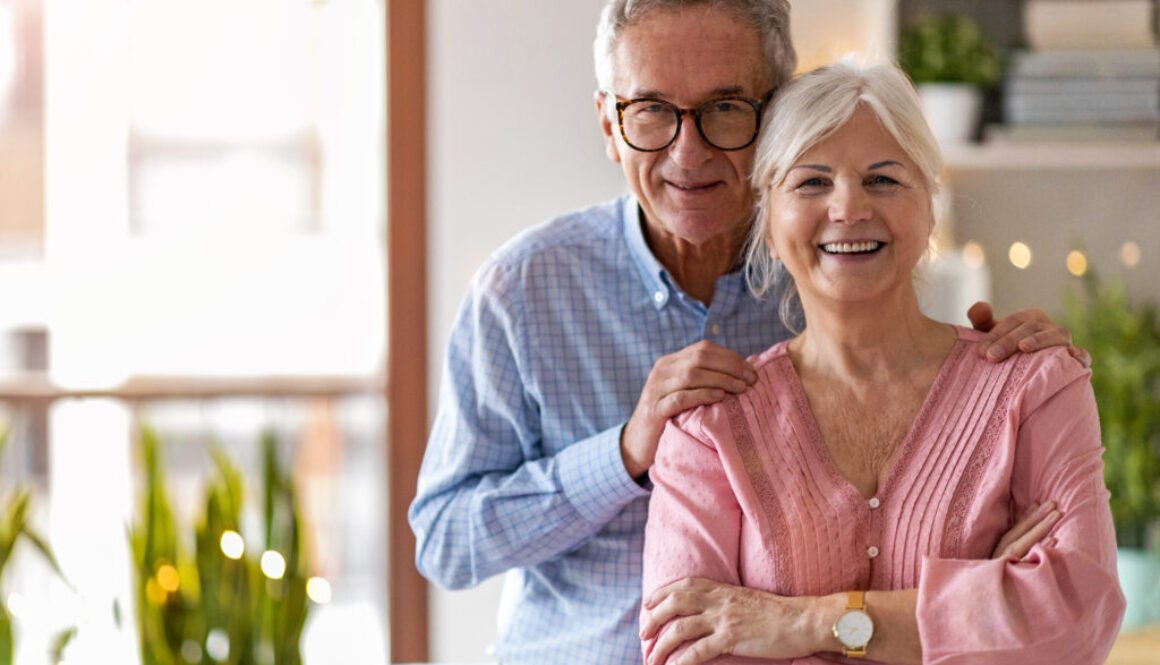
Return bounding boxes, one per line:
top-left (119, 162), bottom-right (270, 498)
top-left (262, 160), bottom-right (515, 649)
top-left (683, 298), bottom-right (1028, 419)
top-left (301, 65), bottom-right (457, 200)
top-left (409, 1), bottom-right (1077, 663)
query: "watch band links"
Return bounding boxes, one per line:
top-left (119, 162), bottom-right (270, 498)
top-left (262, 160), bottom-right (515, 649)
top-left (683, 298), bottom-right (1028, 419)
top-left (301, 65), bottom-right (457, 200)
top-left (843, 591), bottom-right (867, 658)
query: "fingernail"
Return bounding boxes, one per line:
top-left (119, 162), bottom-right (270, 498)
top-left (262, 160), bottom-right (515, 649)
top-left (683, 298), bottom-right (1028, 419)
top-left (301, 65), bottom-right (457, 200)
top-left (1047, 510), bottom-right (1060, 523)
top-left (986, 345), bottom-right (1003, 361)
top-left (1045, 537), bottom-right (1058, 548)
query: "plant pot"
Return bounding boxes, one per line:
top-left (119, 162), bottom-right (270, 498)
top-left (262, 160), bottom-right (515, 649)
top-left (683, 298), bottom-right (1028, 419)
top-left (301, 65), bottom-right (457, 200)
top-left (1118, 547), bottom-right (1160, 631)
top-left (917, 83), bottom-right (983, 145)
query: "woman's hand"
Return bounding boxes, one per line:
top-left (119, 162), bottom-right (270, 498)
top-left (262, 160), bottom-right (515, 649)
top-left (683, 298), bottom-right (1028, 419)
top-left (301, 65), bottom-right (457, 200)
top-left (639, 577), bottom-right (832, 665)
top-left (991, 501), bottom-right (1060, 559)
top-left (967, 302), bottom-right (1090, 366)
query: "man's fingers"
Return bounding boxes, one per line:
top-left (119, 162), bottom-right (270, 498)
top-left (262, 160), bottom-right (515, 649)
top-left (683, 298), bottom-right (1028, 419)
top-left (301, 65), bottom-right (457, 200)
top-left (1069, 345), bottom-right (1093, 369)
top-left (654, 388), bottom-right (728, 420)
top-left (967, 301), bottom-right (996, 333)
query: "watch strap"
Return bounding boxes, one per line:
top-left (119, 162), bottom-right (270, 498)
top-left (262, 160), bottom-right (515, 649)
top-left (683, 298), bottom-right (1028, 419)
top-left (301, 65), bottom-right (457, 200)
top-left (843, 591), bottom-right (868, 658)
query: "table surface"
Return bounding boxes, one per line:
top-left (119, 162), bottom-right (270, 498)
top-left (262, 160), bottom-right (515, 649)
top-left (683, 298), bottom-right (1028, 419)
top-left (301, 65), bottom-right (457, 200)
top-left (1107, 625), bottom-right (1160, 665)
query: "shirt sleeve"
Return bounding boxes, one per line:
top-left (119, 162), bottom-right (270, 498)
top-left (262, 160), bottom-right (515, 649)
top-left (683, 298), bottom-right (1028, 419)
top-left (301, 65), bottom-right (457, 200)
top-left (641, 408), bottom-right (745, 663)
top-left (408, 259), bottom-right (649, 590)
top-left (917, 351), bottom-right (1126, 664)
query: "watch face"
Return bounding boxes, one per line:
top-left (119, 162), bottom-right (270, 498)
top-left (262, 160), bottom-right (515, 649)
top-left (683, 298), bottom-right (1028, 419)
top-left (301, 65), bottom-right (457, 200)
top-left (835, 609), bottom-right (874, 649)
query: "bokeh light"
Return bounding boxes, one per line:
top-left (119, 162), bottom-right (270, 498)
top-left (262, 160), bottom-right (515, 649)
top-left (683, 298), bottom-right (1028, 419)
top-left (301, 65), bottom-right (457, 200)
top-left (1008, 242), bottom-right (1032, 270)
top-left (1066, 250), bottom-right (1088, 276)
top-left (156, 563), bottom-right (180, 593)
top-left (962, 241), bottom-right (986, 269)
top-left (1120, 241), bottom-right (1141, 268)
top-left (260, 550), bottom-right (286, 579)
top-left (307, 576), bottom-right (333, 604)
top-left (220, 530), bottom-right (245, 560)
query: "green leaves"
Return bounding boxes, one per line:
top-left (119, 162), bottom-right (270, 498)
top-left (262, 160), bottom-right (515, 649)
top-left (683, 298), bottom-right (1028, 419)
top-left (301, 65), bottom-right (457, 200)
top-left (129, 428), bottom-right (314, 665)
top-left (1062, 271), bottom-right (1160, 548)
top-left (0, 426), bottom-right (74, 665)
top-left (899, 13), bottom-right (1002, 87)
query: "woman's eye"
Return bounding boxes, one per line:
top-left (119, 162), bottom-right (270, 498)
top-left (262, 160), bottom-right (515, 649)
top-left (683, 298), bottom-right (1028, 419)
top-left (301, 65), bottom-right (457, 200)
top-left (867, 174), bottom-right (899, 186)
top-left (796, 177), bottom-right (827, 189)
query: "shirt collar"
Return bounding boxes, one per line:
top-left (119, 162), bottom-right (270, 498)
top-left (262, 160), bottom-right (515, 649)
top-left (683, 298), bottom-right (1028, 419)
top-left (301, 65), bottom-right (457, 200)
top-left (621, 194), bottom-right (759, 312)
top-left (621, 195), bottom-right (673, 310)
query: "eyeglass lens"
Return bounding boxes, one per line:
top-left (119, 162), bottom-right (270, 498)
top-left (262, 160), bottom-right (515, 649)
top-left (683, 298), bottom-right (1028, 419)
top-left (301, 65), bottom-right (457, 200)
top-left (621, 99), bottom-right (758, 151)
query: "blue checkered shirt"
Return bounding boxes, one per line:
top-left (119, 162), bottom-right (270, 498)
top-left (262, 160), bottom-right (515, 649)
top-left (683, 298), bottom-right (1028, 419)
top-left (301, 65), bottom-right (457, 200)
top-left (409, 195), bottom-right (790, 664)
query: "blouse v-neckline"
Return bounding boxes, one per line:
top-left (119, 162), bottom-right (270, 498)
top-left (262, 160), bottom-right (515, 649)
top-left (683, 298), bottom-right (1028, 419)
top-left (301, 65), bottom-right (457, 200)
top-left (775, 332), bottom-right (968, 505)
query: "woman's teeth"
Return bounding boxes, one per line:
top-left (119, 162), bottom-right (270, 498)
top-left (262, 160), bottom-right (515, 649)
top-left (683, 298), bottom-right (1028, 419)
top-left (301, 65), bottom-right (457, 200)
top-left (821, 241), bottom-right (883, 254)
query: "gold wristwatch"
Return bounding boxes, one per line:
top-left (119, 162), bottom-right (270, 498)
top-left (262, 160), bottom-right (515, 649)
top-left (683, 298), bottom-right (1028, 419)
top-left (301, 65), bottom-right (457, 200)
top-left (832, 590), bottom-right (874, 658)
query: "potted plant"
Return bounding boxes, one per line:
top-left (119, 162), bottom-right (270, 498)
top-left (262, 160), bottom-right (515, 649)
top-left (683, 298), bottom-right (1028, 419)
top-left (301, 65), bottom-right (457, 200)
top-left (126, 427), bottom-right (315, 664)
top-left (1062, 271), bottom-right (1160, 630)
top-left (899, 13), bottom-right (1002, 144)
top-left (0, 426), bottom-right (74, 665)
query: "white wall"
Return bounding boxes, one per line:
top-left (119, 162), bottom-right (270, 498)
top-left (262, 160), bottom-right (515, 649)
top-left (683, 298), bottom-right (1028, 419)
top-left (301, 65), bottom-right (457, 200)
top-left (426, 1), bottom-right (622, 661)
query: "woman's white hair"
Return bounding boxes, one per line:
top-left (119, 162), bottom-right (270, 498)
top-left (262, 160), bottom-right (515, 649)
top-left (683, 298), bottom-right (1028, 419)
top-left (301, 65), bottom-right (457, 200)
top-left (593, 0), bottom-right (796, 93)
top-left (744, 59), bottom-right (943, 326)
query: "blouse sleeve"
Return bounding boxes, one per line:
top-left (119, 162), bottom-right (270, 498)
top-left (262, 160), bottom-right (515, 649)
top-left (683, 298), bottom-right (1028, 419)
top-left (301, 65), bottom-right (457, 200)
top-left (917, 351), bottom-right (1126, 664)
top-left (641, 408), bottom-right (745, 663)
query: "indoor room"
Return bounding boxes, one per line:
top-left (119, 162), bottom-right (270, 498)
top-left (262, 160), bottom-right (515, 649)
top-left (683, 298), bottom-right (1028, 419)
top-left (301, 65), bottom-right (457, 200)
top-left (0, 1), bottom-right (1157, 664)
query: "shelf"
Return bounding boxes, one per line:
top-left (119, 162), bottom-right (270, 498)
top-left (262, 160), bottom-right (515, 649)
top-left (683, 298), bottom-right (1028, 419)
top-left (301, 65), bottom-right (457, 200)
top-left (942, 141), bottom-right (1160, 171)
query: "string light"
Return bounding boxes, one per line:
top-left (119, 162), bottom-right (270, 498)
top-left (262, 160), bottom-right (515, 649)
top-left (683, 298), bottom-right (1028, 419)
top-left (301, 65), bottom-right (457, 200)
top-left (1120, 241), bottom-right (1141, 268)
top-left (1066, 250), bottom-right (1088, 276)
top-left (1008, 242), bottom-right (1032, 269)
top-left (962, 241), bottom-right (985, 269)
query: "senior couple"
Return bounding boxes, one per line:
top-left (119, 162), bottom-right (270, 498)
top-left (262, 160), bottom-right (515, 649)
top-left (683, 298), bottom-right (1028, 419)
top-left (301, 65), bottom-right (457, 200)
top-left (411, 1), bottom-right (1125, 664)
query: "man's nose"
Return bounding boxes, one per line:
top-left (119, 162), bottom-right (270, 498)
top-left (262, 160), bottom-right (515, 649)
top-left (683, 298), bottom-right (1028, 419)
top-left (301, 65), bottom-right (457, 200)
top-left (667, 114), bottom-right (714, 168)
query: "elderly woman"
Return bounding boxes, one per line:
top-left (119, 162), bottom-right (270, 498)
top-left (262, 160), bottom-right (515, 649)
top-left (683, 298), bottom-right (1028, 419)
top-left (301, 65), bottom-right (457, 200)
top-left (639, 61), bottom-right (1125, 665)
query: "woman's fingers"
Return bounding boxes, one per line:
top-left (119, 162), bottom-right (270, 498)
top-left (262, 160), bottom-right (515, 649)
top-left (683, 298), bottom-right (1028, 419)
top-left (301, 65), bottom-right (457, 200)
top-left (992, 501), bottom-right (1059, 559)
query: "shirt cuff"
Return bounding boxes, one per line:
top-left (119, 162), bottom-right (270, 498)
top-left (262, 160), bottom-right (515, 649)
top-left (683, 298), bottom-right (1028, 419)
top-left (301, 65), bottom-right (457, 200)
top-left (557, 424), bottom-right (651, 525)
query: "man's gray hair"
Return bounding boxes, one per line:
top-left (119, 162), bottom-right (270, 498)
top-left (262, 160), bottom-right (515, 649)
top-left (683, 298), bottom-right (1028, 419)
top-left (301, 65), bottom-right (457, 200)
top-left (594, 0), bottom-right (796, 92)
top-left (744, 59), bottom-right (943, 326)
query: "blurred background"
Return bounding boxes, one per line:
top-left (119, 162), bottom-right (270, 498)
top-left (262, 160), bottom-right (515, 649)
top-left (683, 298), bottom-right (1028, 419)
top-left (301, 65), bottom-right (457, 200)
top-left (0, 0), bottom-right (1157, 664)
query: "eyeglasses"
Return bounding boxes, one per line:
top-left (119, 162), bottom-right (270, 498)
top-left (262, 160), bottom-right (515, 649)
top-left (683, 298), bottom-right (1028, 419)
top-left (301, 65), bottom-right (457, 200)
top-left (606, 91), bottom-right (772, 152)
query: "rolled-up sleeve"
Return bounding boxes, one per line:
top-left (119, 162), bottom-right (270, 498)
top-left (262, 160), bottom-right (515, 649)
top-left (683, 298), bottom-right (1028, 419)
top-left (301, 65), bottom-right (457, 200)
top-left (918, 353), bottom-right (1126, 664)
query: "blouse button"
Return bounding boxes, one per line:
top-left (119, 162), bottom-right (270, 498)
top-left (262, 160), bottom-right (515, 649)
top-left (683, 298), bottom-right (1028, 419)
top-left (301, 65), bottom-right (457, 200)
top-left (654, 291), bottom-right (665, 304)
top-left (868, 497), bottom-right (880, 509)
top-left (710, 323), bottom-right (721, 335)
top-left (868, 546), bottom-right (879, 559)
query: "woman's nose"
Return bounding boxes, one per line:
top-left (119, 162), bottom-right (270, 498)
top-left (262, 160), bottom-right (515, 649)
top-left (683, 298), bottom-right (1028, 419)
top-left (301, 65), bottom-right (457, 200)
top-left (829, 183), bottom-right (871, 224)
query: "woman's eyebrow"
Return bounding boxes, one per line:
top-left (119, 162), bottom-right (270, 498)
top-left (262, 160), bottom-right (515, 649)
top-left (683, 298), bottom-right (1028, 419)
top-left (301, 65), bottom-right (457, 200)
top-left (789, 164), bottom-right (831, 172)
top-left (868, 160), bottom-right (904, 170)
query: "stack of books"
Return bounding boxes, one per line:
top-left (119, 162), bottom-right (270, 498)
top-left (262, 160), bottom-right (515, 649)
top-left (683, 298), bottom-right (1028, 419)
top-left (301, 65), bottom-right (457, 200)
top-left (994, 0), bottom-right (1159, 141)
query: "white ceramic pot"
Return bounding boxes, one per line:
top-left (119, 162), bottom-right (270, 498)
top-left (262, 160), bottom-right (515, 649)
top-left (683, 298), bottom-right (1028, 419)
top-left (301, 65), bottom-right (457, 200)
top-left (1118, 547), bottom-right (1160, 631)
top-left (918, 83), bottom-right (983, 146)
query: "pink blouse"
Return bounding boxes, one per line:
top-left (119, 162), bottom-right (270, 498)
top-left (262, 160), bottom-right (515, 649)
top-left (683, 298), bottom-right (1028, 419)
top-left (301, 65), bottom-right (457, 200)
top-left (642, 326), bottom-right (1125, 664)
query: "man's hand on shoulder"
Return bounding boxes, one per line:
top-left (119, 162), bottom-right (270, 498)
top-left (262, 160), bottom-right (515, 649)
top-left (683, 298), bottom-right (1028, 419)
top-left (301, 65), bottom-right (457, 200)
top-left (620, 341), bottom-right (757, 480)
top-left (967, 301), bottom-right (1091, 367)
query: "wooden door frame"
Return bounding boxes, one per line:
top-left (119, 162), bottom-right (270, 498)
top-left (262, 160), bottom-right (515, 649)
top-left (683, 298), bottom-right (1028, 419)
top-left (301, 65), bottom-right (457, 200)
top-left (387, 0), bottom-right (429, 661)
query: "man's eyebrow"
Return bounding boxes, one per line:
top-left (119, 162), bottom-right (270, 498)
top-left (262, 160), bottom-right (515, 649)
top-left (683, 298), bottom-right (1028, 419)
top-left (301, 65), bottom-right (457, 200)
top-left (868, 160), bottom-right (904, 170)
top-left (629, 85), bottom-right (749, 100)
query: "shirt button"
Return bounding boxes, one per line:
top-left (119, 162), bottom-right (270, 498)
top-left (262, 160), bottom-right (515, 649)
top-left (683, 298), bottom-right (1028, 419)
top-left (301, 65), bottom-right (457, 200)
top-left (654, 291), bottom-right (665, 304)
top-left (710, 324), bottom-right (721, 335)
top-left (868, 497), bottom-right (880, 509)
top-left (868, 546), bottom-right (879, 559)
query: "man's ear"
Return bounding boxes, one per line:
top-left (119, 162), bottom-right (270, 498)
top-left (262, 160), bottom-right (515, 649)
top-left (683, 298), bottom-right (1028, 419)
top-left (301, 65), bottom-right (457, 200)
top-left (594, 90), bottom-right (622, 164)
